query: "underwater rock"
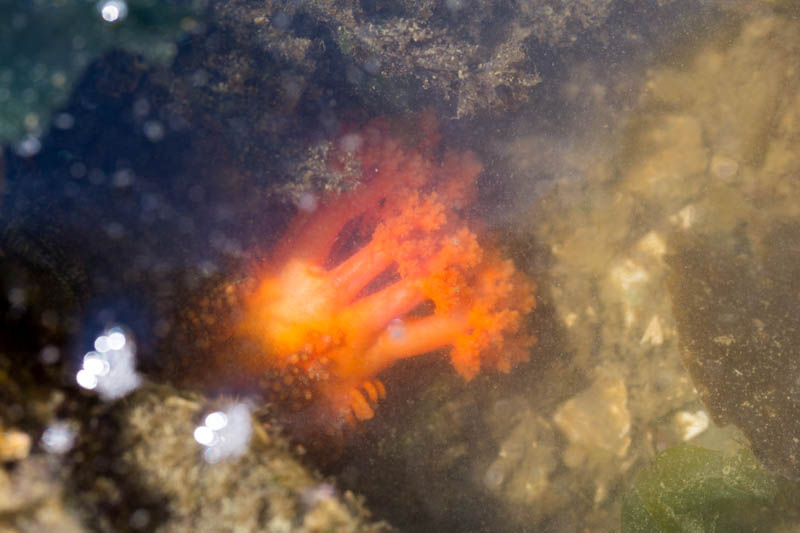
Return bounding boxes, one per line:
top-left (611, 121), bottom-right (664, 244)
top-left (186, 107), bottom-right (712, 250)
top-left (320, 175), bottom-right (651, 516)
top-left (0, 454), bottom-right (85, 532)
top-left (553, 376), bottom-right (631, 469)
top-left (71, 385), bottom-right (386, 532)
top-left (0, 427), bottom-right (30, 462)
top-left (667, 226), bottom-right (800, 481)
top-left (482, 406), bottom-right (559, 516)
top-left (208, 0), bottom-right (681, 120)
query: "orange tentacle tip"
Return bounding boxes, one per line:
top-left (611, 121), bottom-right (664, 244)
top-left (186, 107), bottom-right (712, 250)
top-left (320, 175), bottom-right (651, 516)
top-left (240, 112), bottom-right (536, 433)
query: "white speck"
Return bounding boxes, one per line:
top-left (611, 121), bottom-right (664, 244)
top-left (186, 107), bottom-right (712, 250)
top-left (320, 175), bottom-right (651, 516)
top-left (41, 423), bottom-right (76, 454)
top-left (98, 0), bottom-right (128, 22)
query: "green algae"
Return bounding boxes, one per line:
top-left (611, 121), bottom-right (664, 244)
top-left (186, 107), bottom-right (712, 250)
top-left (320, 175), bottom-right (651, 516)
top-left (621, 445), bottom-right (783, 533)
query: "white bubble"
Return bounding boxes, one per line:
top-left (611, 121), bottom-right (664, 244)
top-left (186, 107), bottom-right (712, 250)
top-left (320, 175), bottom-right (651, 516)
top-left (281, 76), bottom-right (303, 101)
top-left (129, 509), bottom-right (150, 529)
top-left (108, 330), bottom-right (126, 350)
top-left (387, 318), bottom-right (406, 341)
top-left (143, 120), bottom-right (165, 142)
top-left (204, 411), bottom-right (228, 431)
top-left (203, 446), bottom-right (223, 464)
top-left (296, 192), bottom-right (318, 213)
top-left (112, 169), bottom-right (134, 187)
top-left (15, 136), bottom-right (41, 157)
top-left (76, 369), bottom-right (99, 390)
top-left (197, 403), bottom-right (252, 463)
top-left (191, 69), bottom-right (209, 87)
top-left (81, 326), bottom-right (142, 400)
top-left (8, 287), bottom-right (25, 307)
top-left (483, 460), bottom-right (507, 489)
top-left (345, 64), bottom-right (364, 86)
top-left (53, 113), bottom-right (75, 130)
top-left (301, 483), bottom-right (336, 508)
top-left (83, 352), bottom-right (110, 376)
top-left (94, 335), bottom-right (110, 353)
top-left (40, 345), bottom-right (60, 364)
top-left (50, 71), bottom-right (67, 88)
top-left (339, 133), bottom-right (363, 153)
top-left (193, 425), bottom-right (216, 446)
top-left (24, 112), bottom-right (40, 130)
top-left (363, 57), bottom-right (381, 75)
top-left (98, 0), bottom-right (128, 22)
top-left (41, 423), bottom-right (76, 454)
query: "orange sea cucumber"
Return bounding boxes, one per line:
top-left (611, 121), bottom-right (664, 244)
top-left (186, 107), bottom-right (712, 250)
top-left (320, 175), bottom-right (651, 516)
top-left (240, 113), bottom-right (535, 429)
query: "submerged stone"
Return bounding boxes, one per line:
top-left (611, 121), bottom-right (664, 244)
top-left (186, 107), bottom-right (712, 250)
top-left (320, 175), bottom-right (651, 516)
top-left (667, 224), bottom-right (800, 480)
